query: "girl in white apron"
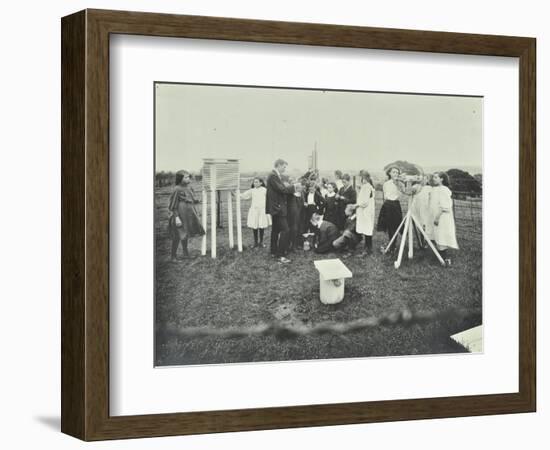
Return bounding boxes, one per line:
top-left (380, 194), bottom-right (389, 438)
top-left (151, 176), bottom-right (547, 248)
top-left (356, 170), bottom-right (376, 254)
top-left (430, 172), bottom-right (459, 266)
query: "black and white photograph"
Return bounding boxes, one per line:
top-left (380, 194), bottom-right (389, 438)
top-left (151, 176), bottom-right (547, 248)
top-left (2, 0), bottom-right (543, 446)
top-left (154, 82), bottom-right (483, 366)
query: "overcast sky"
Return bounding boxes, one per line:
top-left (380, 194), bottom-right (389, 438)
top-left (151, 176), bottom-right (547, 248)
top-left (155, 82), bottom-right (482, 175)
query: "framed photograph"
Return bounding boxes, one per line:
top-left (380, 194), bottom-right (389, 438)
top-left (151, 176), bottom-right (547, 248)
top-left (61, 9), bottom-right (536, 440)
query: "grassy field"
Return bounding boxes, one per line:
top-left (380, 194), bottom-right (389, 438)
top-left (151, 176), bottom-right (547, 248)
top-left (155, 184), bottom-right (482, 366)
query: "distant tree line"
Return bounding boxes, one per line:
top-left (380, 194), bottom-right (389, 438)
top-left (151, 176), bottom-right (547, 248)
top-left (446, 169), bottom-right (482, 198)
top-left (156, 163), bottom-right (482, 198)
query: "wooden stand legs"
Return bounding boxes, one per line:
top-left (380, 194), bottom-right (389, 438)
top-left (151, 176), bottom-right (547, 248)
top-left (201, 185), bottom-right (243, 257)
top-left (384, 196), bottom-right (445, 269)
top-left (201, 190), bottom-right (207, 256)
top-left (227, 191), bottom-right (234, 249)
top-left (236, 189), bottom-right (243, 252)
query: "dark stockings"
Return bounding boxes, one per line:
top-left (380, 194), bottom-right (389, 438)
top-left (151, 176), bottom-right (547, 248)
top-left (171, 238), bottom-right (189, 259)
top-left (253, 228), bottom-right (265, 246)
top-left (364, 235), bottom-right (373, 253)
top-left (171, 239), bottom-right (179, 259)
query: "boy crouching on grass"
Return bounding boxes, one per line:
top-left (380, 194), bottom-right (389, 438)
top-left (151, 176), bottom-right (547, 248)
top-left (309, 213), bottom-right (340, 254)
top-left (332, 204), bottom-right (361, 253)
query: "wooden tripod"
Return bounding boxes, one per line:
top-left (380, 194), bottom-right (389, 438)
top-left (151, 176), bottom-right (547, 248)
top-left (383, 196), bottom-right (445, 269)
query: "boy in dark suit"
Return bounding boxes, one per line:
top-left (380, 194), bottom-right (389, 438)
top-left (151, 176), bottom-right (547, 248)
top-left (285, 179), bottom-right (305, 252)
top-left (266, 159), bottom-right (298, 263)
top-left (335, 173), bottom-right (357, 229)
top-left (304, 181), bottom-right (326, 233)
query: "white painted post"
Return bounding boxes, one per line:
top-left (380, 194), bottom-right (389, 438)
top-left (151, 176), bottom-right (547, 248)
top-left (408, 198), bottom-right (414, 259)
top-left (394, 212), bottom-right (410, 269)
top-left (411, 213), bottom-right (446, 266)
top-left (201, 190), bottom-right (207, 256)
top-left (236, 187), bottom-right (243, 252)
top-left (210, 166), bottom-right (217, 259)
top-left (383, 214), bottom-right (407, 254)
top-left (227, 190), bottom-right (234, 249)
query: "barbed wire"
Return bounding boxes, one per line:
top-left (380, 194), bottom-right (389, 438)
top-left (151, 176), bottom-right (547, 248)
top-left (159, 307), bottom-right (481, 341)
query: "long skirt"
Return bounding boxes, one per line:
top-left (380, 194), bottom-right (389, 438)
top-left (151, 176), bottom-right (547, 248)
top-left (287, 199), bottom-right (304, 249)
top-left (434, 212), bottom-right (459, 249)
top-left (169, 202), bottom-right (205, 240)
top-left (323, 206), bottom-right (340, 230)
top-left (356, 202), bottom-right (375, 236)
top-left (377, 199), bottom-right (403, 237)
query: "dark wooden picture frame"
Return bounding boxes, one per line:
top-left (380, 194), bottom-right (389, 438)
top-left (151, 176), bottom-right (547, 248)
top-left (61, 9), bottom-right (536, 441)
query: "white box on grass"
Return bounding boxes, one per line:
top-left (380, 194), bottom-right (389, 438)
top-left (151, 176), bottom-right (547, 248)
top-left (313, 259), bottom-right (353, 305)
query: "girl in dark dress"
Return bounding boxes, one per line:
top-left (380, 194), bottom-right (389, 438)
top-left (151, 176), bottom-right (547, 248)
top-left (304, 181), bottom-right (326, 233)
top-left (335, 173), bottom-right (357, 229)
top-left (323, 182), bottom-right (342, 229)
top-left (283, 177), bottom-right (304, 252)
top-left (376, 166), bottom-right (404, 252)
top-left (168, 170), bottom-right (205, 261)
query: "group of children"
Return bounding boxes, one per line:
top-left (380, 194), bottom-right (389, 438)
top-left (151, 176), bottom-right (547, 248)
top-left (300, 170), bottom-right (376, 255)
top-left (285, 170), bottom-right (372, 253)
top-left (167, 166), bottom-right (459, 266)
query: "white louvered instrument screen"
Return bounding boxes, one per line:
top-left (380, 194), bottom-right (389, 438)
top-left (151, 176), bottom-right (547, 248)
top-left (201, 159), bottom-right (240, 191)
